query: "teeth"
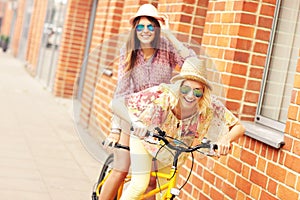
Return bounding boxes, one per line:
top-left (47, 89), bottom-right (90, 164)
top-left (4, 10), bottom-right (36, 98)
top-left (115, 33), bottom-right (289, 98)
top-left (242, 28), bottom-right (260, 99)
top-left (184, 97), bottom-right (194, 103)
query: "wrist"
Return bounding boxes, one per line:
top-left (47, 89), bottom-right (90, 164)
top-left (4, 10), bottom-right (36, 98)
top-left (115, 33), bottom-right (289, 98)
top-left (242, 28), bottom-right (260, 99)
top-left (111, 128), bottom-right (121, 134)
top-left (130, 115), bottom-right (141, 123)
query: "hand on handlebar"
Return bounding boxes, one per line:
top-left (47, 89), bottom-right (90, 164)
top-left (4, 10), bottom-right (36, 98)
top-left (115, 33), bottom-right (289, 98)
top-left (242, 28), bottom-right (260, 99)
top-left (131, 121), bottom-right (148, 138)
top-left (102, 131), bottom-right (120, 150)
top-left (216, 136), bottom-right (231, 156)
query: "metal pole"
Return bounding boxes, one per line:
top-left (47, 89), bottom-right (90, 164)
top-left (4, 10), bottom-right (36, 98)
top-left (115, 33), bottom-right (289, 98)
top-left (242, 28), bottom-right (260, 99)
top-left (77, 0), bottom-right (98, 99)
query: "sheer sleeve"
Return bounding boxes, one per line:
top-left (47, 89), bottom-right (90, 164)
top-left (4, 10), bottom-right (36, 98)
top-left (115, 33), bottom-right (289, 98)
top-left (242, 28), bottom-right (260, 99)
top-left (205, 95), bottom-right (238, 142)
top-left (114, 45), bottom-right (133, 98)
top-left (125, 87), bottom-right (168, 128)
top-left (160, 34), bottom-right (196, 70)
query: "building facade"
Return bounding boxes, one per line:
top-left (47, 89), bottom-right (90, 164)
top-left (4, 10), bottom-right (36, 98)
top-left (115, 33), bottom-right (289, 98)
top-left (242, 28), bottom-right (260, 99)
top-left (1, 0), bottom-right (300, 199)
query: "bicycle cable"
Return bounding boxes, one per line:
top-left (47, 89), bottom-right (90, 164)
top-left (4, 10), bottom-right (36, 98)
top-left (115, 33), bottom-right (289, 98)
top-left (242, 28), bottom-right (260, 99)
top-left (178, 151), bottom-right (194, 190)
top-left (153, 134), bottom-right (192, 193)
top-left (154, 143), bottom-right (174, 193)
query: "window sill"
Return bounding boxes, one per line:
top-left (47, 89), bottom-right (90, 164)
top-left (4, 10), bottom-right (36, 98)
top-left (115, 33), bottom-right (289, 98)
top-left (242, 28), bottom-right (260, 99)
top-left (242, 121), bottom-right (285, 149)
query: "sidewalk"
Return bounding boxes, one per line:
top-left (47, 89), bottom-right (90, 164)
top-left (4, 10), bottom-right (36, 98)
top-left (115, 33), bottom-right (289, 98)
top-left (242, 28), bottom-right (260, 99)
top-left (0, 51), bottom-right (101, 200)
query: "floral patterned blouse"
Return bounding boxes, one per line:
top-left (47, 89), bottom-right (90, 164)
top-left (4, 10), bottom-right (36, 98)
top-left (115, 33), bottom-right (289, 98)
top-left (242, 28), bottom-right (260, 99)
top-left (114, 36), bottom-right (194, 98)
top-left (125, 84), bottom-right (238, 164)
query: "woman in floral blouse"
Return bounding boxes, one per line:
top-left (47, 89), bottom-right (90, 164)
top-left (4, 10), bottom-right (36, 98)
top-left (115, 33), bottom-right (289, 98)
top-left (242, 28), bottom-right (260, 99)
top-left (111, 57), bottom-right (245, 200)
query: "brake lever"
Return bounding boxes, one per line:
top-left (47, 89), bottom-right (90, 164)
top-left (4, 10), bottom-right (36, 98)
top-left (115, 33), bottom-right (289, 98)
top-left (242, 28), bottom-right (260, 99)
top-left (144, 136), bottom-right (159, 144)
top-left (197, 138), bottom-right (219, 157)
top-left (206, 144), bottom-right (219, 156)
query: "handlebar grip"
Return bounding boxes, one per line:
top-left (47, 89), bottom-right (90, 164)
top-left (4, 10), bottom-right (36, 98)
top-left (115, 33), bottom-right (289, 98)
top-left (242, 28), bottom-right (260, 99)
top-left (212, 144), bottom-right (218, 150)
top-left (145, 130), bottom-right (151, 137)
top-left (102, 140), bottom-right (114, 147)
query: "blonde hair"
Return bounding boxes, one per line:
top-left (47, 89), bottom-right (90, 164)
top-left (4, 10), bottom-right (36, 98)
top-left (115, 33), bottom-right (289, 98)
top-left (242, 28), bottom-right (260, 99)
top-left (197, 85), bottom-right (211, 115)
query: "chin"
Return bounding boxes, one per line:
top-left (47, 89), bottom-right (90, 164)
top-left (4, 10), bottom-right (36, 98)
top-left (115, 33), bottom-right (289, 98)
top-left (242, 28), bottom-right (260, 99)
top-left (140, 40), bottom-right (152, 45)
top-left (181, 98), bottom-right (197, 110)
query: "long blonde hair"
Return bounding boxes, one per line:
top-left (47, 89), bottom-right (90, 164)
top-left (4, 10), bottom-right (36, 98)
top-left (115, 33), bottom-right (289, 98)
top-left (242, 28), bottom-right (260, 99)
top-left (124, 16), bottom-right (161, 72)
top-left (198, 84), bottom-right (212, 115)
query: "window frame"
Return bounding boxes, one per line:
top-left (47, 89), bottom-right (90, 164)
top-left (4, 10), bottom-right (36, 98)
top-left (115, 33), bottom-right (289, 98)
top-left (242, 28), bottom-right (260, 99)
top-left (243, 0), bottom-right (288, 149)
top-left (255, 0), bottom-right (286, 132)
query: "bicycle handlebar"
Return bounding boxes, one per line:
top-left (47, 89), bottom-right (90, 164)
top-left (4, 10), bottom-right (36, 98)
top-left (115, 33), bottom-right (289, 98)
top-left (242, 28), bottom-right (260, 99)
top-left (146, 127), bottom-right (218, 156)
top-left (103, 126), bottom-right (218, 156)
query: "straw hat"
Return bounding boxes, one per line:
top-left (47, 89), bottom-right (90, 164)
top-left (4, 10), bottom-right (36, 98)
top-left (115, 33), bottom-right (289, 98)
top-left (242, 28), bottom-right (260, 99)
top-left (129, 4), bottom-right (163, 25)
top-left (170, 57), bottom-right (212, 90)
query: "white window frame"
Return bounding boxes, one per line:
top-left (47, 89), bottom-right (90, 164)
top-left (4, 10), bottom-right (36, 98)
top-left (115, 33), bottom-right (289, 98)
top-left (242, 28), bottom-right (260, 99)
top-left (256, 0), bottom-right (299, 132)
top-left (243, 0), bottom-right (300, 148)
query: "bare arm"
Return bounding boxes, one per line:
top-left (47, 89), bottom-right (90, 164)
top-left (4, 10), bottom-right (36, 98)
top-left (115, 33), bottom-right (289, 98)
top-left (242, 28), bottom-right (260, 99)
top-left (161, 29), bottom-right (192, 59)
top-left (227, 121), bottom-right (245, 142)
top-left (111, 97), bottom-right (132, 124)
top-left (217, 121), bottom-right (245, 155)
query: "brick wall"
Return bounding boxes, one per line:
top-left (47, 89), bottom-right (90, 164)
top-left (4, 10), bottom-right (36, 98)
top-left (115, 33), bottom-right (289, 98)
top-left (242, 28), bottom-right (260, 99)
top-left (0, 2), bottom-right (12, 36)
top-left (176, 1), bottom-right (300, 199)
top-left (0, 2), bottom-right (5, 19)
top-left (53, 0), bottom-right (93, 98)
top-left (79, 0), bottom-right (124, 136)
top-left (202, 0), bottom-right (273, 120)
top-left (0, 2), bottom-right (6, 32)
top-left (11, 0), bottom-right (26, 57)
top-left (25, 0), bottom-right (48, 76)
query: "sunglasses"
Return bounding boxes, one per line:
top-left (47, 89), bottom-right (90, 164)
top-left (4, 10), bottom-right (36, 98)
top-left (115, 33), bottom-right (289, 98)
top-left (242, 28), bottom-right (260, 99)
top-left (180, 85), bottom-right (203, 98)
top-left (136, 24), bottom-right (155, 32)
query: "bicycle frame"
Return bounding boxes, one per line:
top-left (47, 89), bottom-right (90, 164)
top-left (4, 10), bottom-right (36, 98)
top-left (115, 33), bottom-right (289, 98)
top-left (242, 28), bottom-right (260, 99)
top-left (143, 168), bottom-right (178, 199)
top-left (96, 165), bottom-right (179, 200)
top-left (94, 128), bottom-right (217, 200)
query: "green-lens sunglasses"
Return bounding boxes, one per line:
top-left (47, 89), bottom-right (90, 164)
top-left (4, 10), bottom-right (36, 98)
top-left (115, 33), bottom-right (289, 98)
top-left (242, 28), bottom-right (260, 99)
top-left (180, 85), bottom-right (203, 98)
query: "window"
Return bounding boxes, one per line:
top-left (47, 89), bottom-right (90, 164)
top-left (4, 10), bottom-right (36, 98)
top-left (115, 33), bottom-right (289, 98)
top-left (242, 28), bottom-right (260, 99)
top-left (256, 0), bottom-right (300, 132)
top-left (244, 0), bottom-right (299, 148)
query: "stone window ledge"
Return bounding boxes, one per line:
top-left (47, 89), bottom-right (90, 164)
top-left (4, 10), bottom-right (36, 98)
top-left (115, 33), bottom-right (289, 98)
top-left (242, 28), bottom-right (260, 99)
top-left (242, 121), bottom-right (285, 149)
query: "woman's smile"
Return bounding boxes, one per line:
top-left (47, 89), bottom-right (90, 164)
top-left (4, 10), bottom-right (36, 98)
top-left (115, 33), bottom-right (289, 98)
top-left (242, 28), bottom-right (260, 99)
top-left (179, 80), bottom-right (204, 113)
top-left (136, 17), bottom-right (155, 45)
top-left (183, 96), bottom-right (196, 104)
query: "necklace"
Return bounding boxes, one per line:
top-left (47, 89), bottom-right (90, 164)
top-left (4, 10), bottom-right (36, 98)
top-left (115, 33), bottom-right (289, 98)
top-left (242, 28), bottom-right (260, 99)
top-left (144, 53), bottom-right (154, 61)
top-left (143, 48), bottom-right (155, 61)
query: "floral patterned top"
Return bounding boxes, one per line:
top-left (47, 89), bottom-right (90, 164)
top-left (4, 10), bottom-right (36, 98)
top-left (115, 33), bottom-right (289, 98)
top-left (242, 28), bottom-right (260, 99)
top-left (125, 84), bottom-right (238, 164)
top-left (114, 36), bottom-right (194, 98)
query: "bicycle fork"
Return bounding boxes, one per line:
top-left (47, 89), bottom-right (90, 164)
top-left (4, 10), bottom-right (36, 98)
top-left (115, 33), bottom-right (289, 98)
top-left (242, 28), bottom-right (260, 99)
top-left (164, 167), bottom-right (179, 200)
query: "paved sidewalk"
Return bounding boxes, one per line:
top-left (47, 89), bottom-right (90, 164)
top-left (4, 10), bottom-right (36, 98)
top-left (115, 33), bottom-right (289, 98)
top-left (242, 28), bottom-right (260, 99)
top-left (0, 51), bottom-right (101, 200)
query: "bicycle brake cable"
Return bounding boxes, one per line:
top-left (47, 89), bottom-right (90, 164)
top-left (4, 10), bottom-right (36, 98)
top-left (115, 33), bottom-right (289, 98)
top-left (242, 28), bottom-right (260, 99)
top-left (178, 151), bottom-right (194, 190)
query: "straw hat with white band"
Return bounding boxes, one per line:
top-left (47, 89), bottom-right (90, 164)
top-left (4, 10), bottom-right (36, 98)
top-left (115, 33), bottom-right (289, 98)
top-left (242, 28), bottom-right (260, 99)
top-left (170, 57), bottom-right (212, 91)
top-left (129, 4), bottom-right (164, 25)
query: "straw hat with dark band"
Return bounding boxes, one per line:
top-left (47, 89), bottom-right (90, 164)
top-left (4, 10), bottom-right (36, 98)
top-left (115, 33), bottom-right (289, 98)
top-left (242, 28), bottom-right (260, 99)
top-left (129, 4), bottom-right (163, 25)
top-left (170, 57), bottom-right (212, 90)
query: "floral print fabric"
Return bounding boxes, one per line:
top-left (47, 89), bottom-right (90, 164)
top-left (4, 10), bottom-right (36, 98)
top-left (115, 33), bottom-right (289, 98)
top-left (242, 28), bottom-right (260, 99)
top-left (125, 84), bottom-right (238, 164)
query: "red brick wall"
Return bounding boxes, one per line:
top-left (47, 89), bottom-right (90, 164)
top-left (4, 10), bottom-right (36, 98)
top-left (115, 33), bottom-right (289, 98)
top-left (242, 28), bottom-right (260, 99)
top-left (0, 2), bottom-right (12, 36)
top-left (79, 0), bottom-right (124, 134)
top-left (0, 2), bottom-right (6, 19)
top-left (25, 0), bottom-right (48, 76)
top-left (176, 1), bottom-right (300, 199)
top-left (53, 0), bottom-right (93, 98)
top-left (202, 0), bottom-right (274, 120)
top-left (11, 0), bottom-right (26, 57)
